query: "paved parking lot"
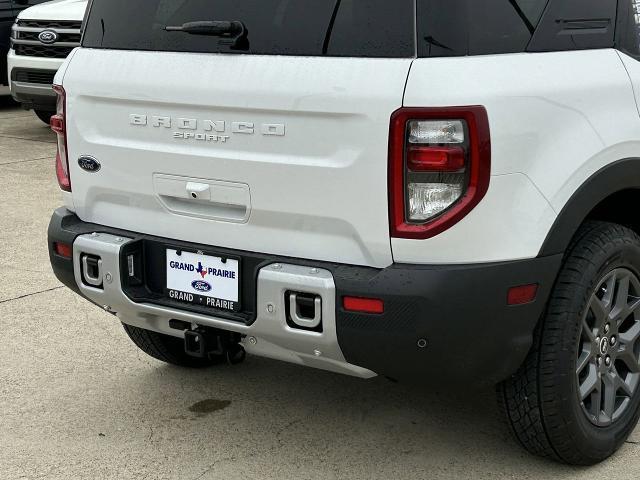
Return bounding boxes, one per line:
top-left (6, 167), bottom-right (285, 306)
top-left (0, 97), bottom-right (639, 480)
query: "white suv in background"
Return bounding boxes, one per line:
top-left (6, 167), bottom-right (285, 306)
top-left (7, 0), bottom-right (86, 123)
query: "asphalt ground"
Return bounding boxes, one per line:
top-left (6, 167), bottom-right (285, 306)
top-left (0, 97), bottom-right (638, 479)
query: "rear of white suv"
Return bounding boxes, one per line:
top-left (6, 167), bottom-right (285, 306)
top-left (48, 0), bottom-right (640, 465)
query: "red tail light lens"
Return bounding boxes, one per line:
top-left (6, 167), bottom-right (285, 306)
top-left (407, 146), bottom-right (466, 172)
top-left (389, 107), bottom-right (491, 239)
top-left (52, 85), bottom-right (70, 192)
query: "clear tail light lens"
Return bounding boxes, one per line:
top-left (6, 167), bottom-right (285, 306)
top-left (408, 120), bottom-right (465, 144)
top-left (52, 85), bottom-right (70, 192)
top-left (408, 182), bottom-right (464, 221)
top-left (389, 107), bottom-right (491, 239)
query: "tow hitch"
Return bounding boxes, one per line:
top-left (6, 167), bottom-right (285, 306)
top-left (183, 327), bottom-right (246, 365)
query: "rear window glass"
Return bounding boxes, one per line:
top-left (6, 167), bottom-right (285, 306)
top-left (82, 0), bottom-right (415, 58)
top-left (417, 0), bottom-right (550, 57)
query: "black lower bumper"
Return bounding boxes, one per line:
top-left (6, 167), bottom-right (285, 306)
top-left (10, 88), bottom-right (56, 111)
top-left (334, 256), bottom-right (561, 387)
top-left (48, 208), bottom-right (563, 387)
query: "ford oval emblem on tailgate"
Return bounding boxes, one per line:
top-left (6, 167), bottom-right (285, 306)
top-left (38, 30), bottom-right (59, 44)
top-left (78, 156), bottom-right (101, 173)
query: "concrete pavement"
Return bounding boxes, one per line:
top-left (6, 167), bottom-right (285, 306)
top-left (0, 97), bottom-right (638, 480)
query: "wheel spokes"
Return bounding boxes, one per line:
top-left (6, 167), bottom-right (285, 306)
top-left (617, 345), bottom-right (640, 374)
top-left (626, 297), bottom-right (640, 319)
top-left (589, 385), bottom-right (602, 421)
top-left (579, 365), bottom-right (600, 401)
top-left (602, 372), bottom-right (618, 421)
top-left (590, 296), bottom-right (610, 326)
top-left (619, 321), bottom-right (640, 347)
top-left (610, 273), bottom-right (640, 325)
top-left (614, 275), bottom-right (630, 311)
top-left (582, 318), bottom-right (596, 343)
top-left (610, 273), bottom-right (636, 324)
top-left (602, 273), bottom-right (617, 309)
top-left (616, 370), bottom-right (635, 397)
top-left (576, 348), bottom-right (593, 374)
top-left (618, 321), bottom-right (640, 374)
top-left (590, 273), bottom-right (616, 324)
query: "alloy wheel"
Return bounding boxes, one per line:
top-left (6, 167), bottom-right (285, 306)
top-left (577, 268), bottom-right (640, 427)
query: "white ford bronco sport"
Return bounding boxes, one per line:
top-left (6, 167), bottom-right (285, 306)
top-left (47, 0), bottom-right (640, 465)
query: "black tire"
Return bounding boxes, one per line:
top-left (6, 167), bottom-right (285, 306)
top-left (122, 324), bottom-right (222, 368)
top-left (34, 109), bottom-right (54, 125)
top-left (498, 221), bottom-right (640, 465)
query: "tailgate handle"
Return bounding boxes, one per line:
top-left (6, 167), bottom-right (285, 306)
top-left (186, 182), bottom-right (211, 201)
top-left (154, 174), bottom-right (251, 224)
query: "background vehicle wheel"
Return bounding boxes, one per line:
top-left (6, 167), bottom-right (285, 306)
top-left (122, 324), bottom-right (222, 368)
top-left (34, 109), bottom-right (54, 125)
top-left (497, 221), bottom-right (640, 465)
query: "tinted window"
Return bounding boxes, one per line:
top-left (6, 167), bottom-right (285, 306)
top-left (529, 0), bottom-right (617, 52)
top-left (617, 0), bottom-right (640, 57)
top-left (417, 0), bottom-right (550, 57)
top-left (83, 0), bottom-right (415, 58)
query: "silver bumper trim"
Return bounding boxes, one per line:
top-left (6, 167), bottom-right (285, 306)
top-left (11, 81), bottom-right (55, 96)
top-left (73, 233), bottom-right (376, 379)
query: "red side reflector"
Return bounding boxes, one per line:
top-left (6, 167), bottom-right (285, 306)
top-left (407, 146), bottom-right (466, 172)
top-left (343, 297), bottom-right (384, 314)
top-left (507, 284), bottom-right (538, 306)
top-left (54, 242), bottom-right (73, 259)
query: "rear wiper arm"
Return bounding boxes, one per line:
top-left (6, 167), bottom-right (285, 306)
top-left (165, 21), bottom-right (247, 46)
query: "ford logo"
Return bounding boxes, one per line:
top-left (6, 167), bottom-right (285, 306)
top-left (78, 156), bottom-right (101, 173)
top-left (38, 30), bottom-right (59, 44)
top-left (192, 280), bottom-right (212, 293)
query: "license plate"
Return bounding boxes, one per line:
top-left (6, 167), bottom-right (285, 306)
top-left (166, 249), bottom-right (240, 312)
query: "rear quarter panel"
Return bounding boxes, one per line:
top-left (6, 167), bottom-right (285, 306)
top-left (395, 49), bottom-right (640, 264)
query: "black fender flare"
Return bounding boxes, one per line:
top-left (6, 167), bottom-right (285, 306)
top-left (539, 158), bottom-right (640, 257)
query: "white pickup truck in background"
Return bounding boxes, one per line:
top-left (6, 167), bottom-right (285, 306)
top-left (7, 0), bottom-right (86, 123)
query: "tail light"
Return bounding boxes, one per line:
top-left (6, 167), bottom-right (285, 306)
top-left (51, 85), bottom-right (70, 192)
top-left (389, 107), bottom-right (491, 239)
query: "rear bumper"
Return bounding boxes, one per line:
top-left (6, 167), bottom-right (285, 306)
top-left (49, 208), bottom-right (563, 386)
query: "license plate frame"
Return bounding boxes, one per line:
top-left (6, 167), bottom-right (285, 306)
top-left (164, 248), bottom-right (241, 313)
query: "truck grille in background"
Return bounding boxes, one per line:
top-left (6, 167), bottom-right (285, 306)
top-left (16, 20), bottom-right (82, 29)
top-left (11, 68), bottom-right (56, 85)
top-left (11, 20), bottom-right (82, 59)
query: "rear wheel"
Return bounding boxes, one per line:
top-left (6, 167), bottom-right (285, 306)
top-left (498, 221), bottom-right (640, 465)
top-left (34, 109), bottom-right (54, 125)
top-left (123, 324), bottom-right (223, 368)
